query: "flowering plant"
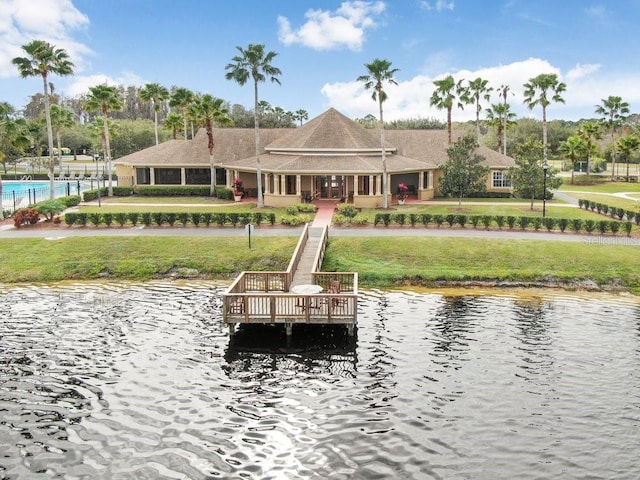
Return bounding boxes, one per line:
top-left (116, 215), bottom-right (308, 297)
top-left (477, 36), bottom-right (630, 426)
top-left (397, 183), bottom-right (409, 201)
top-left (232, 178), bottom-right (244, 196)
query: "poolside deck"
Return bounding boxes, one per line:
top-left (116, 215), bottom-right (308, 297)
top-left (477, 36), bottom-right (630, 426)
top-left (222, 223), bottom-right (358, 336)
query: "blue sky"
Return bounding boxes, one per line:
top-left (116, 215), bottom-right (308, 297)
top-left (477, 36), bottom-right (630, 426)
top-left (1, 0), bottom-right (639, 122)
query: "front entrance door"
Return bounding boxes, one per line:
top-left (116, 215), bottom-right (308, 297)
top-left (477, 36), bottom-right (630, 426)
top-left (316, 175), bottom-right (347, 199)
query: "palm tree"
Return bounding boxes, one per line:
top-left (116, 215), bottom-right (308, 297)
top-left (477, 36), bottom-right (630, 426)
top-left (294, 108), bottom-right (309, 126)
top-left (577, 121), bottom-right (601, 175)
top-left (140, 82), bottom-right (169, 145)
top-left (225, 43), bottom-right (282, 208)
top-left (12, 39), bottom-right (74, 199)
top-left (49, 105), bottom-right (75, 175)
top-left (164, 112), bottom-right (184, 140)
top-left (595, 96), bottom-right (630, 179)
top-left (169, 87), bottom-right (194, 139)
top-left (357, 58), bottom-right (399, 209)
top-left (84, 84), bottom-right (123, 196)
top-left (430, 75), bottom-right (466, 144)
top-left (558, 136), bottom-right (587, 184)
top-left (190, 94), bottom-right (233, 196)
top-left (617, 134), bottom-right (640, 180)
top-left (463, 77), bottom-right (492, 141)
top-left (523, 73), bottom-right (567, 163)
top-left (485, 102), bottom-right (516, 155)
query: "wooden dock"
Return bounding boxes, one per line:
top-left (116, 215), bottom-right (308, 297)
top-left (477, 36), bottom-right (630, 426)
top-left (222, 224), bottom-right (358, 336)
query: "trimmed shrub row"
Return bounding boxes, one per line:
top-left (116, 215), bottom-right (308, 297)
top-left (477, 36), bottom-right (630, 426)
top-left (64, 211), bottom-right (277, 227)
top-left (82, 187), bottom-right (133, 202)
top-left (578, 199), bottom-right (640, 224)
top-left (133, 185), bottom-right (211, 197)
top-left (372, 213), bottom-right (633, 236)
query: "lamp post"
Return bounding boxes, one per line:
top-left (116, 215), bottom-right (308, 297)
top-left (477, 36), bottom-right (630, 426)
top-left (542, 160), bottom-right (548, 218)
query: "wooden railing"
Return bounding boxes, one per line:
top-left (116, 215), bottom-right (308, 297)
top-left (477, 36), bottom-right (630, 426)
top-left (310, 225), bottom-right (329, 274)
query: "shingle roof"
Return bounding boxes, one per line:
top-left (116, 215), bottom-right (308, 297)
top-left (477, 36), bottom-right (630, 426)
top-left (115, 108), bottom-right (516, 172)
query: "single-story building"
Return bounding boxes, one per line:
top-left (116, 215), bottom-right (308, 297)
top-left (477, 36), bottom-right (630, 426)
top-left (115, 108), bottom-right (515, 207)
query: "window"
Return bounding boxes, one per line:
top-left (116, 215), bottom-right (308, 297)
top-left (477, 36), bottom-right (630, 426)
top-left (492, 171), bottom-right (511, 188)
top-left (422, 171), bottom-right (431, 189)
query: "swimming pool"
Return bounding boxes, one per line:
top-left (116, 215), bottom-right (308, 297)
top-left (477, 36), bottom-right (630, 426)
top-left (1, 180), bottom-right (92, 212)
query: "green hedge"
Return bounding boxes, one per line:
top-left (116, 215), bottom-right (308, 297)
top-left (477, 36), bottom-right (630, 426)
top-left (63, 211), bottom-right (277, 227)
top-left (133, 185), bottom-right (212, 197)
top-left (371, 213), bottom-right (630, 235)
top-left (578, 198), bottom-right (639, 224)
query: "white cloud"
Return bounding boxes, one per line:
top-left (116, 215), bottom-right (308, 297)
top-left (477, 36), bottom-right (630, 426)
top-left (66, 72), bottom-right (146, 97)
top-left (278, 1), bottom-right (386, 51)
top-left (0, 0), bottom-right (91, 77)
top-left (321, 57), bottom-right (636, 122)
top-left (420, 1), bottom-right (455, 12)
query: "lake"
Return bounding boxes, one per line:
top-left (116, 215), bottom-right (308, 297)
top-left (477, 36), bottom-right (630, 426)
top-left (1, 282), bottom-right (638, 479)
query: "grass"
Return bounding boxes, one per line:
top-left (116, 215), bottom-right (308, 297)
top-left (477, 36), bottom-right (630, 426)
top-left (0, 236), bottom-right (297, 283)
top-left (323, 237), bottom-right (640, 292)
top-left (559, 182), bottom-right (640, 194)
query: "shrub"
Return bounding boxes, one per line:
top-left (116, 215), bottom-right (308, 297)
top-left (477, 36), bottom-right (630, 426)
top-left (517, 216), bottom-right (530, 230)
top-left (481, 215), bottom-right (493, 229)
top-left (64, 212), bottom-right (77, 226)
top-left (268, 213), bottom-right (276, 226)
top-left (434, 214), bottom-right (444, 227)
top-left (152, 212), bottom-right (165, 226)
top-left (470, 215), bottom-right (480, 228)
top-left (626, 210), bottom-right (635, 222)
top-left (76, 212), bottom-right (88, 226)
top-left (333, 214), bottom-right (348, 225)
top-left (495, 215), bottom-right (505, 229)
top-left (177, 212), bottom-right (189, 226)
top-left (336, 204), bottom-right (357, 218)
top-left (624, 222), bottom-right (633, 236)
top-left (374, 213), bottom-right (391, 226)
top-left (61, 195), bottom-right (81, 207)
top-left (597, 220), bottom-right (608, 235)
top-left (202, 212), bottom-right (213, 226)
top-left (506, 216), bottom-right (517, 229)
top-left (127, 212), bottom-right (140, 226)
top-left (558, 218), bottom-right (569, 232)
top-left (456, 215), bottom-right (468, 228)
top-left (214, 187), bottom-right (234, 200)
top-left (532, 217), bottom-right (543, 231)
top-left (584, 219), bottom-right (596, 233)
top-left (421, 213), bottom-right (432, 226)
top-left (281, 214), bottom-right (312, 226)
top-left (82, 188), bottom-right (108, 202)
top-left (570, 218), bottom-right (583, 233)
top-left (445, 214), bottom-right (456, 227)
top-left (589, 201), bottom-right (596, 211)
top-left (394, 213), bottom-right (406, 225)
top-left (615, 208), bottom-right (625, 220)
top-left (89, 213), bottom-right (102, 226)
top-left (595, 203), bottom-right (602, 214)
top-left (601, 204), bottom-right (609, 215)
top-left (543, 217), bottom-right (556, 232)
top-left (13, 208), bottom-right (40, 228)
top-left (101, 213), bottom-right (113, 226)
top-left (35, 199), bottom-right (66, 222)
top-left (114, 213), bottom-right (128, 226)
top-left (164, 213), bottom-right (176, 226)
top-left (142, 212), bottom-right (152, 226)
top-left (228, 213), bottom-right (240, 227)
top-left (136, 185), bottom-right (211, 197)
top-left (352, 214), bottom-right (369, 225)
top-left (409, 213), bottom-right (419, 226)
top-left (609, 221), bottom-right (620, 235)
top-left (252, 212), bottom-right (263, 226)
top-left (578, 199), bottom-right (586, 209)
top-left (213, 213), bottom-right (227, 226)
top-left (634, 213), bottom-right (640, 226)
top-left (191, 212), bottom-right (202, 227)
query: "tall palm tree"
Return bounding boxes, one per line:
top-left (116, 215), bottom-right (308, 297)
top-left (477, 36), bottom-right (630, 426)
top-left (595, 95), bottom-right (630, 179)
top-left (84, 84), bottom-right (123, 196)
top-left (463, 77), bottom-right (493, 141)
top-left (49, 105), bottom-right (75, 174)
top-left (430, 75), bottom-right (466, 145)
top-left (12, 39), bottom-right (74, 199)
top-left (485, 102), bottom-right (516, 155)
top-left (169, 87), bottom-right (194, 139)
top-left (191, 94), bottom-right (233, 196)
top-left (140, 82), bottom-right (169, 145)
top-left (577, 121), bottom-right (601, 175)
top-left (294, 108), bottom-right (309, 126)
top-left (225, 43), bottom-right (282, 208)
top-left (558, 136), bottom-right (587, 184)
top-left (523, 73), bottom-right (567, 163)
top-left (357, 58), bottom-right (399, 209)
top-left (617, 134), bottom-right (640, 180)
top-left (164, 112), bottom-right (184, 140)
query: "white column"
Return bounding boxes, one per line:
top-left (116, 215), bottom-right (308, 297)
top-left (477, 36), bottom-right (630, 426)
top-left (369, 175), bottom-right (374, 195)
top-left (274, 174), bottom-right (280, 194)
top-left (225, 169), bottom-right (232, 189)
top-left (181, 168), bottom-right (186, 185)
top-left (353, 175), bottom-right (359, 196)
top-left (264, 174), bottom-right (270, 194)
top-left (280, 175), bottom-right (286, 195)
top-left (296, 175), bottom-right (301, 195)
top-left (150, 168), bottom-right (155, 185)
top-left (419, 171), bottom-right (424, 190)
top-left (376, 175), bottom-right (381, 195)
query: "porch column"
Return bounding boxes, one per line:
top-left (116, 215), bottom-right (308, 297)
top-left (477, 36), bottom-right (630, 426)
top-left (280, 175), bottom-right (286, 195)
top-left (369, 175), bottom-right (374, 195)
top-left (296, 175), bottom-right (301, 195)
top-left (181, 168), bottom-right (186, 185)
top-left (264, 174), bottom-right (270, 194)
top-left (376, 175), bottom-right (381, 195)
top-left (225, 169), bottom-right (233, 189)
top-left (353, 175), bottom-right (359, 196)
top-left (150, 167), bottom-right (155, 185)
top-left (419, 171), bottom-right (424, 190)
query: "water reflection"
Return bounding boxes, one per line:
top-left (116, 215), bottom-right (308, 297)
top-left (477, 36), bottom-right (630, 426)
top-left (1, 284), bottom-right (640, 479)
